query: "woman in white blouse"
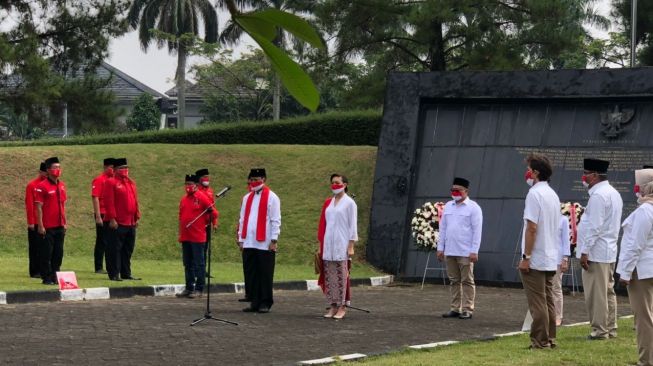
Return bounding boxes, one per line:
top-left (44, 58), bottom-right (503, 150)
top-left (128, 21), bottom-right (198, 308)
top-left (318, 174), bottom-right (358, 320)
top-left (617, 168), bottom-right (653, 366)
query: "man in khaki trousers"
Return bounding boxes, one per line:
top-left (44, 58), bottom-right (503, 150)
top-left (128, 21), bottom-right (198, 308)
top-left (618, 167), bottom-right (653, 366)
top-left (437, 177), bottom-right (483, 320)
top-left (577, 158), bottom-right (622, 340)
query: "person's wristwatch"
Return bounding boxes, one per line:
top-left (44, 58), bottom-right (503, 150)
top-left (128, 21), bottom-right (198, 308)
top-left (522, 254), bottom-right (531, 260)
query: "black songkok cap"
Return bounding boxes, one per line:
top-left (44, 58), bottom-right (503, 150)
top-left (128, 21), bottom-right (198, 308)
top-left (248, 168), bottom-right (266, 178)
top-left (104, 158), bottom-right (115, 166)
top-left (452, 177), bottom-right (470, 188)
top-left (195, 168), bottom-right (209, 177)
top-left (185, 174), bottom-right (198, 183)
top-left (44, 157), bottom-right (59, 168)
top-left (39, 162), bottom-right (46, 172)
top-left (584, 158), bottom-right (609, 173)
top-left (644, 165), bottom-right (653, 169)
top-left (114, 158), bottom-right (128, 167)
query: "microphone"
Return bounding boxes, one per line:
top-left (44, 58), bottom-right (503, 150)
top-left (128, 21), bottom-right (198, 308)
top-left (215, 186), bottom-right (232, 199)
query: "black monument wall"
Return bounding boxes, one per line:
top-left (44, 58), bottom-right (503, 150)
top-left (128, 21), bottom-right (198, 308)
top-left (368, 68), bottom-right (653, 285)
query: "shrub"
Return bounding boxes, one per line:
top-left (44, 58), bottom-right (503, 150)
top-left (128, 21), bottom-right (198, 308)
top-left (0, 109), bottom-right (382, 147)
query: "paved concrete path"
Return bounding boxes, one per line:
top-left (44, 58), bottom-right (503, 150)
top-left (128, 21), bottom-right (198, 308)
top-left (0, 284), bottom-right (632, 365)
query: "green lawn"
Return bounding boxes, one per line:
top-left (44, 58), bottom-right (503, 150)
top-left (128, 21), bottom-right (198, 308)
top-left (0, 144), bottom-right (377, 266)
top-left (355, 317), bottom-right (639, 366)
top-left (0, 256), bottom-right (382, 291)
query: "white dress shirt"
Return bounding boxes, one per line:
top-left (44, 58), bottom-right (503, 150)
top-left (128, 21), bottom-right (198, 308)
top-left (238, 188), bottom-right (281, 251)
top-left (559, 215), bottom-right (571, 264)
top-left (439, 198), bottom-right (483, 257)
top-left (617, 203), bottom-right (653, 281)
top-left (576, 181), bottom-right (623, 263)
top-left (322, 194), bottom-right (358, 261)
top-left (522, 181), bottom-right (561, 271)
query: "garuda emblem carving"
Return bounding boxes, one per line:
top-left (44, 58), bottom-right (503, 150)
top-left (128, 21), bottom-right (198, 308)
top-left (600, 105), bottom-right (635, 138)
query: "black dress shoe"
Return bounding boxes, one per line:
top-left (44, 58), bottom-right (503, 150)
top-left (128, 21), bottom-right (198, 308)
top-left (442, 310), bottom-right (461, 318)
top-left (122, 276), bottom-right (141, 280)
top-left (109, 276), bottom-right (123, 281)
top-left (95, 269), bottom-right (107, 274)
top-left (242, 306), bottom-right (258, 312)
top-left (258, 306), bottom-right (270, 313)
top-left (238, 298), bottom-right (251, 302)
top-left (459, 311), bottom-right (473, 319)
top-left (42, 280), bottom-right (56, 285)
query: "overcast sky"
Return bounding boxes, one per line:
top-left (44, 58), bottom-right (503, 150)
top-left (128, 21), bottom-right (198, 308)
top-left (106, 0), bottom-right (616, 95)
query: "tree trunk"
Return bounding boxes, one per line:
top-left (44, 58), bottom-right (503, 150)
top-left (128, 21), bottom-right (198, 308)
top-left (273, 75), bottom-right (281, 121)
top-left (176, 43), bottom-right (187, 129)
top-left (272, 27), bottom-right (283, 121)
top-left (429, 20), bottom-right (446, 71)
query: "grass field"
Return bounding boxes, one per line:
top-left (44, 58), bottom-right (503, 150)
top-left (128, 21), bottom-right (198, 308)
top-left (0, 256), bottom-right (382, 291)
top-left (356, 317), bottom-right (639, 366)
top-left (0, 144), bottom-right (376, 264)
top-left (0, 144), bottom-right (380, 290)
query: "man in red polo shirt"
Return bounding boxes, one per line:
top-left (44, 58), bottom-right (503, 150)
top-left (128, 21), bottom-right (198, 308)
top-left (91, 158), bottom-right (115, 274)
top-left (34, 157), bottom-right (67, 285)
top-left (195, 168), bottom-right (218, 261)
top-left (25, 161), bottom-right (47, 278)
top-left (177, 174), bottom-right (217, 298)
top-left (103, 158), bottom-right (141, 281)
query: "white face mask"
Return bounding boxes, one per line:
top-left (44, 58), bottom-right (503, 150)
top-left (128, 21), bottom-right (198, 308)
top-left (526, 178), bottom-right (534, 187)
top-left (201, 181), bottom-right (209, 187)
top-left (636, 192), bottom-right (642, 198)
top-left (451, 194), bottom-right (463, 201)
top-left (251, 184), bottom-right (264, 192)
top-left (332, 187), bottom-right (345, 195)
top-left (582, 180), bottom-right (589, 189)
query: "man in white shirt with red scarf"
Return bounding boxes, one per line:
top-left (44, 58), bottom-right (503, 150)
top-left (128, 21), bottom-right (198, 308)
top-left (238, 168), bottom-right (281, 313)
top-left (577, 158), bottom-right (623, 340)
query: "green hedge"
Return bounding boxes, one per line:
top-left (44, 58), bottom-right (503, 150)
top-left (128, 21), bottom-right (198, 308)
top-left (1, 110), bottom-right (382, 147)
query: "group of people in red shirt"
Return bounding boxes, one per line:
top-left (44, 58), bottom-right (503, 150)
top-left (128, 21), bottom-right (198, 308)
top-left (91, 158), bottom-right (141, 281)
top-left (24, 157), bottom-right (141, 284)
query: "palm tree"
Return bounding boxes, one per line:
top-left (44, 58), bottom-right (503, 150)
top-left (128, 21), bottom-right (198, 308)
top-left (127, 0), bottom-right (219, 129)
top-left (218, 0), bottom-right (312, 121)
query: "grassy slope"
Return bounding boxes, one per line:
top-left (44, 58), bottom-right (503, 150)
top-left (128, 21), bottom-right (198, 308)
top-left (0, 144), bottom-right (377, 266)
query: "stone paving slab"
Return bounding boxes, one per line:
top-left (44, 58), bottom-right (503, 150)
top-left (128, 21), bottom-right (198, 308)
top-left (0, 284), bottom-right (632, 366)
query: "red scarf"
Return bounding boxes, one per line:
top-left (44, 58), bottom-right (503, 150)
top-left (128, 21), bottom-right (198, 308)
top-left (317, 197), bottom-right (351, 301)
top-left (241, 186), bottom-right (270, 241)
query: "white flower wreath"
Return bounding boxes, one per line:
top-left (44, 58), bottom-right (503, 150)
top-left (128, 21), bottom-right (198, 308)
top-left (411, 201), bottom-right (445, 250)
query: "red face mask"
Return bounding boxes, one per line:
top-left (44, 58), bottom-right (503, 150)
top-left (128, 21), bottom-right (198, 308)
top-left (118, 168), bottom-right (129, 177)
top-left (106, 167), bottom-right (114, 177)
top-left (185, 185), bottom-right (195, 194)
top-left (49, 168), bottom-right (61, 178)
top-left (249, 181), bottom-right (264, 190)
top-left (200, 177), bottom-right (210, 187)
top-left (331, 184), bottom-right (345, 190)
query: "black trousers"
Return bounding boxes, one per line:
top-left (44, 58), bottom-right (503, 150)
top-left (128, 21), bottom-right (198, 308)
top-left (106, 225), bottom-right (136, 278)
top-left (243, 248), bottom-right (275, 309)
top-left (94, 223), bottom-right (107, 271)
top-left (40, 227), bottom-right (65, 282)
top-left (28, 227), bottom-right (41, 277)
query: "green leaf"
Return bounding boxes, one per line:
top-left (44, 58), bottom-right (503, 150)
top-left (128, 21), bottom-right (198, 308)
top-left (247, 32), bottom-right (320, 112)
top-left (234, 14), bottom-right (277, 42)
top-left (249, 9), bottom-right (324, 49)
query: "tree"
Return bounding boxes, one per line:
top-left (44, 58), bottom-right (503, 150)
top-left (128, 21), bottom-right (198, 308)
top-left (219, 0), bottom-right (312, 120)
top-left (0, 1), bottom-right (128, 129)
top-left (126, 93), bottom-right (161, 131)
top-left (219, 0), bottom-right (325, 114)
top-left (127, 0), bottom-right (219, 129)
top-left (304, 0), bottom-right (607, 107)
top-left (194, 49), bottom-right (274, 122)
top-left (612, 0), bottom-right (653, 66)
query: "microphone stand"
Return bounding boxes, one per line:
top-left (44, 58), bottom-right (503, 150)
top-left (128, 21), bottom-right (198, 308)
top-left (191, 187), bottom-right (238, 327)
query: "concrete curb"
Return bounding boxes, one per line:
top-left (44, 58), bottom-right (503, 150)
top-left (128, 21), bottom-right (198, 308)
top-left (296, 314), bottom-right (633, 365)
top-left (0, 275), bottom-right (394, 305)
